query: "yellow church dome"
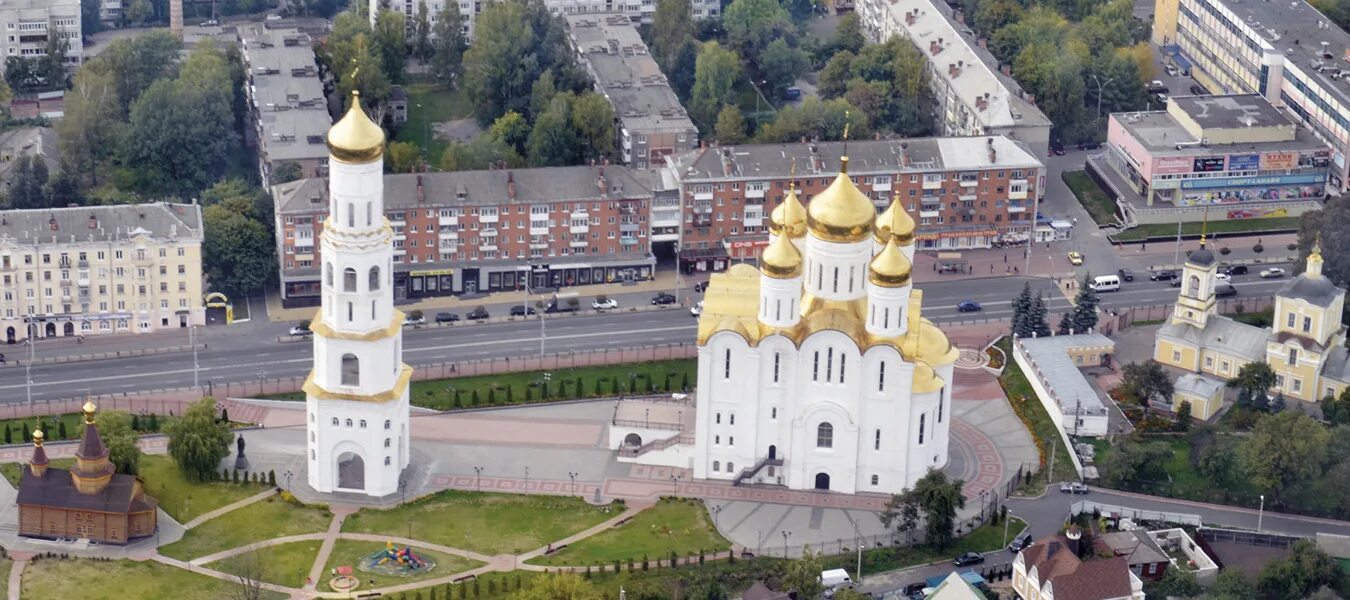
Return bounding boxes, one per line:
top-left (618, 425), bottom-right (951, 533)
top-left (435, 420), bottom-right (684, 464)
top-left (807, 157), bottom-right (876, 243)
top-left (874, 192), bottom-right (916, 245)
top-left (900, 318), bottom-right (959, 366)
top-left (760, 233), bottom-right (804, 279)
top-left (327, 91), bottom-right (385, 164)
top-left (869, 239), bottom-right (912, 287)
top-left (769, 186), bottom-right (807, 238)
top-left (912, 361), bottom-right (945, 393)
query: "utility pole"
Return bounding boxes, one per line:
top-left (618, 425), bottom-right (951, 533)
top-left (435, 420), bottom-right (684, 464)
top-left (1091, 75), bottom-right (1115, 118)
top-left (191, 323), bottom-right (199, 391)
top-left (1174, 214), bottom-right (1183, 267)
top-left (24, 321), bottom-right (34, 408)
top-left (856, 541), bottom-right (865, 584)
top-left (1047, 442), bottom-right (1057, 485)
top-left (1003, 509), bottom-right (1011, 546)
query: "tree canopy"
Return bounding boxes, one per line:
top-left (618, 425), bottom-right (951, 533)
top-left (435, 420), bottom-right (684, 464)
top-left (202, 181), bottom-right (276, 298)
top-left (462, 0), bottom-right (583, 126)
top-left (1240, 411), bottom-right (1329, 504)
top-left (690, 41), bottom-right (742, 129)
top-left (164, 397), bottom-right (233, 483)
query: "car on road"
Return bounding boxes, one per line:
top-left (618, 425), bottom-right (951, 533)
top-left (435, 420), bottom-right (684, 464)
top-left (1150, 270), bottom-right (1178, 282)
top-left (199, 19), bottom-right (219, 26)
top-left (289, 323), bottom-right (312, 336)
top-left (403, 313), bottom-right (426, 326)
top-left (1155, 92), bottom-right (1169, 104)
top-left (1147, 80), bottom-right (1168, 93)
top-left (693, 281), bottom-right (709, 293)
top-left (510, 305), bottom-right (537, 316)
top-left (953, 552), bottom-right (985, 567)
top-left (652, 292), bottom-right (677, 305)
top-left (1050, 140), bottom-right (1066, 156)
top-left (266, 13), bottom-right (282, 20)
top-left (1067, 251), bottom-right (1084, 265)
top-left (1260, 267), bottom-right (1287, 279)
top-left (1076, 140), bottom-right (1102, 151)
top-left (467, 307), bottom-right (490, 321)
top-left (1216, 282), bottom-right (1238, 297)
top-left (435, 312), bottom-right (459, 323)
top-left (1190, 84), bottom-right (1209, 95)
top-left (1060, 481), bottom-right (1090, 494)
top-left (1165, 64), bottom-right (1179, 77)
top-left (957, 301), bottom-right (982, 313)
top-left (1215, 272), bottom-right (1231, 282)
top-left (1117, 268), bottom-right (1134, 282)
top-left (1221, 265), bottom-right (1249, 276)
top-left (691, 301), bottom-right (703, 317)
top-left (1008, 532), bottom-right (1034, 553)
top-left (592, 298), bottom-right (619, 310)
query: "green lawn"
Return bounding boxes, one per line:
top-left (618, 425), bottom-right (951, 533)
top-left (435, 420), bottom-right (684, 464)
top-left (21, 558), bottom-right (287, 600)
top-left (342, 490), bottom-right (622, 555)
top-left (211, 540), bottom-right (323, 588)
top-left (994, 337), bottom-right (1080, 486)
top-left (1113, 216), bottom-right (1300, 242)
top-left (268, 359), bottom-right (697, 411)
top-left (159, 494), bottom-right (332, 561)
top-left (0, 457), bottom-right (73, 487)
top-left (393, 81), bottom-right (474, 161)
top-left (1063, 171), bottom-right (1118, 226)
top-left (528, 498), bottom-right (729, 566)
top-left (138, 455), bottom-right (271, 523)
top-left (320, 540), bottom-right (486, 592)
top-left (1093, 435), bottom-right (1262, 506)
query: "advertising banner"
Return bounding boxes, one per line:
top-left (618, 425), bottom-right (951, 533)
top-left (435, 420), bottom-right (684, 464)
top-left (1154, 156), bottom-right (1193, 175)
top-left (1261, 151), bottom-right (1298, 170)
top-left (1193, 156), bottom-right (1226, 172)
top-left (1227, 154), bottom-right (1260, 171)
top-left (1180, 173), bottom-right (1326, 189)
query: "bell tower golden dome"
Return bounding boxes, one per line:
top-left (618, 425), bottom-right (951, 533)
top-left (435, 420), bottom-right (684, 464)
top-left (327, 90), bottom-right (385, 164)
top-left (874, 191), bottom-right (916, 246)
top-left (760, 233), bottom-right (804, 279)
top-left (868, 238), bottom-right (912, 287)
top-left (806, 124), bottom-right (877, 243)
top-left (769, 179), bottom-right (807, 238)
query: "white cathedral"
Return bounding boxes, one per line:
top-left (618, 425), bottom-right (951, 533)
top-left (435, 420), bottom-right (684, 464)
top-left (691, 156), bottom-right (958, 495)
top-left (303, 92), bottom-right (412, 497)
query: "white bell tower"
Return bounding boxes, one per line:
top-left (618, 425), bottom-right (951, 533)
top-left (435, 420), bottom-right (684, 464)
top-left (305, 91), bottom-right (411, 498)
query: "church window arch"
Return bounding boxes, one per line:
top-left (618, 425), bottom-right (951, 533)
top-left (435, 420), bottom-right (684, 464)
top-left (716, 413), bottom-right (721, 424)
top-left (385, 420), bottom-right (391, 429)
top-left (826, 348), bottom-right (834, 381)
top-left (345, 418), bottom-right (353, 427)
top-left (724, 348), bottom-right (732, 379)
top-left (817, 423), bottom-right (834, 448)
top-left (385, 456), bottom-right (391, 466)
top-left (385, 438), bottom-right (391, 448)
top-left (771, 407), bottom-right (777, 419)
top-left (347, 302), bottom-right (354, 322)
top-left (871, 474), bottom-right (879, 486)
top-left (730, 414), bottom-right (735, 425)
top-left (840, 353), bottom-right (847, 383)
top-left (773, 352), bottom-right (781, 383)
top-left (875, 429), bottom-right (881, 450)
top-left (347, 202), bottom-right (355, 228)
top-left (324, 263), bottom-right (333, 287)
top-left (344, 268), bottom-right (357, 292)
top-left (918, 414), bottom-right (926, 444)
top-left (713, 460), bottom-right (720, 472)
top-left (341, 353), bottom-right (360, 386)
top-left (331, 417), bottom-right (338, 426)
top-left (1187, 274), bottom-right (1200, 296)
top-left (366, 202), bottom-right (373, 226)
top-left (832, 267), bottom-right (839, 293)
top-left (939, 388), bottom-right (945, 422)
top-left (879, 362), bottom-right (886, 392)
top-left (369, 266), bottom-right (381, 291)
top-left (727, 462), bottom-right (734, 472)
top-left (812, 351), bottom-right (820, 381)
top-left (359, 420), bottom-right (367, 429)
top-left (848, 266), bottom-right (855, 293)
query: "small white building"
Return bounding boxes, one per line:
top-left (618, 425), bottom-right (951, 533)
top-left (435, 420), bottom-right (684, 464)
top-left (1013, 333), bottom-right (1115, 438)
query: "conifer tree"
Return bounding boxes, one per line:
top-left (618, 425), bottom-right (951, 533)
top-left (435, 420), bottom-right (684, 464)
top-left (1026, 294), bottom-right (1051, 337)
top-left (1070, 273), bottom-right (1100, 332)
top-left (1011, 282), bottom-right (1034, 337)
top-left (1057, 312), bottom-right (1073, 335)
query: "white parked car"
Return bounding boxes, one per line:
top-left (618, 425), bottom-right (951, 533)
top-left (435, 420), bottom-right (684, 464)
top-left (690, 301), bottom-right (703, 317)
top-left (289, 323), bottom-right (312, 336)
top-left (1215, 273), bottom-right (1231, 282)
top-left (266, 13), bottom-right (282, 20)
top-left (1260, 267), bottom-right (1286, 279)
top-left (592, 298), bottom-right (619, 310)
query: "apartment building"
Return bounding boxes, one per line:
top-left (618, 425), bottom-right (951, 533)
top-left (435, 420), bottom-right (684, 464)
top-left (272, 166), bottom-right (656, 306)
top-left (664, 137), bottom-right (1045, 270)
top-left (239, 24), bottom-right (331, 186)
top-left (1154, 0), bottom-right (1350, 191)
top-left (856, 0), bottom-right (1051, 157)
top-left (0, 0), bottom-right (81, 69)
top-left (99, 0), bottom-right (121, 24)
top-left (565, 14), bottom-right (698, 169)
top-left (373, 0), bottom-right (718, 41)
top-left (0, 203), bottom-right (205, 342)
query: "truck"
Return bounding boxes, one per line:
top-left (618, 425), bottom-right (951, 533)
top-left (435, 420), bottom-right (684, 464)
top-left (545, 292), bottom-right (580, 313)
top-left (820, 569), bottom-right (854, 596)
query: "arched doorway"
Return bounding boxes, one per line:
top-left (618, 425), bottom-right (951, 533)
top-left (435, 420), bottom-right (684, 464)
top-left (814, 473), bottom-right (830, 490)
top-left (623, 433), bottom-right (642, 447)
top-left (43, 322), bottom-right (54, 337)
top-left (5, 327), bottom-right (13, 344)
top-left (62, 322), bottom-right (74, 336)
top-left (768, 445), bottom-right (777, 460)
top-left (336, 452), bottom-right (365, 491)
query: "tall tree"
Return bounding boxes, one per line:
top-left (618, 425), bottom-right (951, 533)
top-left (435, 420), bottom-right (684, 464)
top-left (831, 12), bottom-right (865, 54)
top-left (1120, 361), bottom-right (1173, 407)
top-left (1011, 282), bottom-right (1034, 337)
top-left (8, 156), bottom-right (49, 210)
top-left (430, 1), bottom-right (467, 86)
top-left (411, 1), bottom-right (434, 62)
top-left (753, 98), bottom-right (869, 143)
top-left (1069, 273), bottom-right (1100, 331)
top-left (879, 491), bottom-right (921, 544)
top-left (569, 92), bottom-right (616, 161)
top-left (225, 549), bottom-right (267, 600)
top-left (1241, 411), bottom-right (1330, 504)
top-left (203, 202), bottom-right (275, 298)
top-left (488, 111), bottom-right (531, 155)
top-left (1208, 569), bottom-right (1256, 600)
top-left (722, 0), bottom-right (792, 61)
top-left (651, 0), bottom-right (694, 72)
top-left (690, 41), bottom-right (742, 128)
top-left (782, 546), bottom-right (824, 600)
top-left (81, 31), bottom-right (181, 116)
top-left (908, 469), bottom-right (966, 549)
top-left (1228, 361), bottom-right (1276, 410)
top-left (1099, 438), bottom-right (1171, 487)
top-left (714, 105), bottom-right (748, 144)
top-left (1257, 540), bottom-right (1344, 600)
top-left (386, 141), bottom-right (422, 173)
top-left (81, 0), bottom-right (104, 36)
top-left (99, 411), bottom-right (142, 476)
top-left (372, 10), bottom-right (408, 85)
top-left (462, 0), bottom-right (578, 125)
top-left (439, 136), bottom-right (523, 171)
top-left (526, 97), bottom-right (578, 166)
top-left (759, 39), bottom-right (810, 100)
top-left (668, 39), bottom-right (699, 100)
top-left (1026, 293), bottom-right (1051, 337)
top-left (57, 69), bottom-right (123, 187)
top-left (164, 397), bottom-right (233, 482)
top-left (1297, 195), bottom-right (1350, 287)
top-left (817, 51), bottom-right (854, 99)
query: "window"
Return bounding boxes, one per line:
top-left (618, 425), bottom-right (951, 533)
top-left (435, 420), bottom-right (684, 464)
top-left (1288, 312), bottom-right (1297, 328)
top-left (369, 266), bottom-right (381, 291)
top-left (773, 352), bottom-right (781, 383)
top-left (1172, 349), bottom-right (1182, 362)
top-left (727, 462), bottom-right (734, 472)
top-left (871, 475), bottom-right (879, 486)
top-left (813, 351), bottom-right (820, 381)
top-left (1187, 275), bottom-right (1199, 296)
top-left (341, 353), bottom-right (360, 386)
top-left (359, 420), bottom-right (367, 428)
top-left (324, 263), bottom-right (333, 287)
top-left (713, 460), bottom-right (720, 471)
top-left (385, 420), bottom-right (391, 429)
top-left (716, 413), bottom-right (721, 424)
top-left (729, 436), bottom-right (734, 445)
top-left (724, 348), bottom-right (732, 379)
top-left (826, 348), bottom-right (833, 381)
top-left (730, 414), bottom-right (735, 425)
top-left (347, 202), bottom-right (355, 228)
top-left (385, 456), bottom-right (391, 466)
top-left (939, 390), bottom-right (944, 422)
top-left (874, 429), bottom-right (881, 450)
top-left (1304, 316), bottom-right (1312, 332)
top-left (344, 268), bottom-right (357, 292)
top-left (817, 423), bottom-right (833, 448)
top-left (840, 353), bottom-right (846, 383)
top-left (1289, 348), bottom-right (1298, 365)
top-left (331, 417), bottom-right (339, 426)
top-left (346, 419), bottom-right (353, 427)
top-left (1293, 378), bottom-right (1303, 393)
top-left (385, 438), bottom-right (391, 447)
top-left (918, 414), bottom-right (926, 444)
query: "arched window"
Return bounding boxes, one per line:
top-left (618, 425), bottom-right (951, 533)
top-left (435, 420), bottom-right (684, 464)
top-left (817, 422), bottom-right (834, 448)
top-left (918, 414), bottom-right (926, 444)
top-left (384, 420), bottom-right (391, 429)
top-left (840, 353), bottom-right (847, 383)
top-left (385, 456), bottom-right (391, 465)
top-left (344, 268), bottom-right (357, 292)
top-left (385, 438), bottom-right (391, 448)
top-left (727, 462), bottom-right (735, 472)
top-left (871, 474), bottom-right (879, 486)
top-left (366, 202), bottom-right (373, 226)
top-left (724, 348), bottom-right (732, 379)
top-left (359, 419), bottom-right (367, 429)
top-left (341, 353), bottom-right (360, 386)
top-left (712, 460), bottom-right (720, 472)
top-left (345, 418), bottom-right (353, 427)
top-left (347, 202), bottom-right (355, 228)
top-left (331, 417), bottom-right (339, 426)
top-left (879, 362), bottom-right (886, 392)
top-left (1187, 275), bottom-right (1200, 296)
top-left (324, 263), bottom-right (333, 287)
top-left (369, 266), bottom-right (381, 290)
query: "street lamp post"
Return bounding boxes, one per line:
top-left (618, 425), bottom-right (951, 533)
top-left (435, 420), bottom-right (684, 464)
top-left (1258, 495), bottom-right (1265, 532)
top-left (980, 490), bottom-right (987, 523)
top-left (711, 503), bottom-right (722, 531)
top-left (191, 323), bottom-right (200, 391)
top-left (25, 322), bottom-right (35, 408)
top-left (1091, 74), bottom-right (1116, 118)
top-left (284, 470), bottom-right (293, 491)
top-left (474, 466), bottom-right (483, 492)
top-left (670, 474), bottom-right (680, 496)
top-left (856, 542), bottom-right (865, 584)
top-left (1003, 508), bottom-right (1012, 547)
top-left (781, 531), bottom-right (791, 558)
top-left (568, 471), bottom-right (578, 496)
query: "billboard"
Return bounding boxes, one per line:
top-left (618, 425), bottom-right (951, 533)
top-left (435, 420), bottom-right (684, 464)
top-left (1193, 156), bottom-right (1226, 172)
top-left (1154, 156), bottom-right (1193, 175)
top-left (1227, 154), bottom-right (1260, 171)
top-left (1261, 151), bottom-right (1298, 170)
top-left (1180, 173), bottom-right (1327, 189)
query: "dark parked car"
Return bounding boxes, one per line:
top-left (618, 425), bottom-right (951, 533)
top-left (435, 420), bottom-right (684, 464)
top-left (694, 281), bottom-right (709, 293)
top-left (1008, 532), bottom-right (1034, 553)
top-left (1221, 264), bottom-right (1249, 276)
top-left (1215, 282), bottom-right (1238, 297)
top-left (1077, 140), bottom-right (1102, 150)
top-left (652, 293), bottom-right (677, 305)
top-left (510, 305), bottom-right (537, 316)
top-left (435, 312), bottom-right (459, 323)
top-left (1150, 270), bottom-right (1178, 282)
top-left (1117, 268), bottom-right (1134, 282)
top-left (1190, 84), bottom-right (1209, 95)
top-left (954, 552), bottom-right (985, 567)
top-left (467, 307), bottom-right (490, 321)
top-left (1050, 140), bottom-right (1066, 156)
top-left (957, 300), bottom-right (982, 313)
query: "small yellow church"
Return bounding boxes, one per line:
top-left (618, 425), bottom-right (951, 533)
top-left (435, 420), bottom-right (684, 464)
top-left (1154, 240), bottom-right (1350, 403)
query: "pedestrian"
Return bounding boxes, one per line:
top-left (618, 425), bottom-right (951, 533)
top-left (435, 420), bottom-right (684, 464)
top-left (1004, 252), bottom-right (1008, 263)
top-left (1142, 242), bottom-right (1147, 251)
top-left (991, 264), bottom-right (995, 273)
top-left (1014, 266), bottom-right (1019, 274)
top-left (1006, 265), bottom-right (1011, 273)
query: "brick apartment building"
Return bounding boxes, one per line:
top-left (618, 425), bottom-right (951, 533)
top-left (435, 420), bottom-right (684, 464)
top-left (663, 137), bottom-right (1045, 271)
top-left (273, 166), bottom-right (656, 306)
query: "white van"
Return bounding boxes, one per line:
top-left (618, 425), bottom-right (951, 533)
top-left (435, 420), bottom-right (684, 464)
top-left (820, 568), bottom-right (854, 591)
top-left (1090, 274), bottom-right (1121, 292)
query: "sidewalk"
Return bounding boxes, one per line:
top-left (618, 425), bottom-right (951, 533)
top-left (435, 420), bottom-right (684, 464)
top-left (910, 242), bottom-right (1079, 283)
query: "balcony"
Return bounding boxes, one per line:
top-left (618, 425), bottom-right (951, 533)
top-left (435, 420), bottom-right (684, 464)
top-left (1008, 203), bottom-right (1027, 213)
top-left (479, 213), bottom-right (499, 224)
top-left (620, 236), bottom-right (639, 245)
top-left (479, 244), bottom-right (497, 252)
top-left (529, 242), bottom-right (548, 250)
top-left (922, 179), bottom-right (943, 190)
top-left (959, 178), bottom-right (979, 188)
top-left (745, 186), bottom-right (766, 199)
top-left (480, 227), bottom-right (498, 236)
top-left (692, 191), bottom-right (714, 201)
top-left (570, 239), bottom-right (589, 248)
top-left (529, 222), bottom-right (549, 235)
top-left (920, 209), bottom-right (941, 219)
top-left (438, 215), bottom-right (459, 226)
top-left (693, 215), bottom-right (713, 227)
top-left (1009, 188), bottom-right (1028, 201)
top-left (570, 224), bottom-right (590, 234)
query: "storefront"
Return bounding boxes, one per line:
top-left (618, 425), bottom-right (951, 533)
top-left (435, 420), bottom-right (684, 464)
top-left (725, 236), bottom-right (770, 261)
top-left (679, 247), bottom-right (730, 274)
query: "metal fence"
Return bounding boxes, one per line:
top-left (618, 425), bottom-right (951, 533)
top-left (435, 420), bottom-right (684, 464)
top-left (1114, 296), bottom-right (1275, 329)
top-left (1071, 500), bottom-right (1203, 527)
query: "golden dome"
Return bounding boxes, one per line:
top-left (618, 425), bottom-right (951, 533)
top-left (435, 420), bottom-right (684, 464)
top-left (912, 361), bottom-right (945, 393)
top-left (874, 192), bottom-right (916, 245)
top-left (82, 401), bottom-right (97, 424)
top-left (327, 91), bottom-right (385, 163)
top-left (807, 158), bottom-right (877, 243)
top-left (803, 307), bottom-right (866, 342)
top-left (760, 234), bottom-right (804, 279)
top-left (869, 239), bottom-right (913, 287)
top-left (900, 319), bottom-right (959, 366)
top-left (32, 425), bottom-right (43, 445)
top-left (769, 186), bottom-right (808, 238)
top-left (726, 263), bottom-right (760, 278)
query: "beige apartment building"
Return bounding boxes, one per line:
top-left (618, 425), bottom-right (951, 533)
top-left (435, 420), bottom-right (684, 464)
top-left (0, 0), bottom-right (81, 69)
top-left (0, 204), bottom-right (205, 342)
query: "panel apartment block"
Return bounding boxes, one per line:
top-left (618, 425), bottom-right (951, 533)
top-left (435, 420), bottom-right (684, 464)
top-left (239, 24), bottom-right (331, 186)
top-left (0, 0), bottom-right (81, 68)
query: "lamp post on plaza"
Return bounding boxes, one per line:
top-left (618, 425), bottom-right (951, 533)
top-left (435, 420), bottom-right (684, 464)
top-left (670, 473), bottom-right (680, 496)
top-left (474, 466), bottom-right (483, 492)
top-left (1258, 495), bottom-right (1265, 532)
top-left (710, 503), bottom-right (722, 531)
top-left (284, 470), bottom-right (293, 491)
top-left (568, 471), bottom-right (578, 496)
top-left (781, 531), bottom-right (792, 558)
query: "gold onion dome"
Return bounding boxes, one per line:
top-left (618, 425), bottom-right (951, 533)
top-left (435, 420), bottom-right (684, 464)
top-left (912, 361), bottom-right (945, 393)
top-left (327, 91), bottom-right (386, 163)
top-left (874, 193), bottom-right (917, 245)
top-left (900, 319), bottom-right (958, 366)
top-left (82, 400), bottom-right (97, 423)
top-left (1309, 241), bottom-right (1325, 269)
top-left (32, 425), bottom-right (43, 445)
top-left (760, 234), bottom-right (804, 279)
top-left (769, 186), bottom-right (807, 238)
top-left (807, 157), bottom-right (877, 243)
top-left (869, 239), bottom-right (913, 287)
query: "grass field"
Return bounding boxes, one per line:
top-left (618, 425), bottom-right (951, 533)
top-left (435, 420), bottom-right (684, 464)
top-left (268, 360), bottom-right (697, 411)
top-left (21, 558), bottom-right (287, 600)
top-left (393, 81), bottom-right (474, 161)
top-left (1063, 171), bottom-right (1118, 226)
top-left (1113, 217), bottom-right (1300, 242)
top-left (820, 518), bottom-right (1028, 578)
top-left (994, 338), bottom-right (1079, 486)
top-left (528, 498), bottom-right (729, 566)
top-left (138, 455), bottom-right (270, 522)
top-left (320, 540), bottom-right (485, 592)
top-left (342, 490), bottom-right (622, 555)
top-left (211, 540), bottom-right (323, 588)
top-left (160, 495), bottom-right (332, 561)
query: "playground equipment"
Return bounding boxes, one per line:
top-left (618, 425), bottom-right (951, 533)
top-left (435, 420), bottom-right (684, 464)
top-left (358, 541), bottom-right (436, 576)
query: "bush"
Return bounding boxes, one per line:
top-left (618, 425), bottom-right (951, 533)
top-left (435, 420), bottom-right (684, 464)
top-left (1219, 246), bottom-right (1231, 255)
top-left (1253, 243), bottom-right (1264, 253)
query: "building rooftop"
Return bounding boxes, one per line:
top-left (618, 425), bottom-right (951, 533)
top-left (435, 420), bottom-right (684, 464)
top-left (1017, 333), bottom-right (1115, 419)
top-left (1277, 272), bottom-right (1344, 307)
top-left (873, 0), bottom-right (1051, 131)
top-left (257, 110), bottom-right (333, 161)
top-left (926, 572), bottom-right (986, 600)
top-left (1099, 530), bottom-right (1170, 567)
top-left (1157, 315), bottom-right (1268, 362)
top-left (670, 136), bottom-right (1042, 182)
top-left (239, 24), bottom-right (330, 163)
top-left (565, 14), bottom-right (696, 135)
top-left (1216, 0), bottom-right (1350, 106)
top-left (1113, 107), bottom-right (1328, 158)
top-left (1020, 534), bottom-right (1136, 600)
top-left (0, 203), bottom-right (203, 245)
top-left (0, 126), bottom-right (58, 188)
top-left (275, 165), bottom-right (652, 214)
top-left (1175, 372), bottom-right (1225, 398)
top-left (1171, 94), bottom-right (1291, 130)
